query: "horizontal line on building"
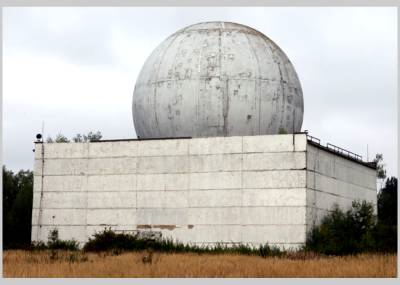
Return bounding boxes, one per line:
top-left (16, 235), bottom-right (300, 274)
top-left (306, 170), bottom-right (376, 192)
top-left (308, 154), bottom-right (376, 175)
top-left (32, 205), bottom-right (306, 210)
top-left (307, 187), bottom-right (377, 201)
top-left (33, 150), bottom-right (306, 160)
top-left (307, 141), bottom-right (375, 169)
top-left (33, 169), bottom-right (307, 177)
top-left (33, 188), bottom-right (306, 194)
top-left (34, 133), bottom-right (308, 144)
top-left (32, 224), bottom-right (307, 227)
top-left (32, 224), bottom-right (136, 227)
top-left (305, 204), bottom-right (376, 213)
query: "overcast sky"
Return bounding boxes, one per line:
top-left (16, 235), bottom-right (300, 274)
top-left (3, 7), bottom-right (397, 178)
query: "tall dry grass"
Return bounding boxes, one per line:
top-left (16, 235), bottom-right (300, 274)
top-left (3, 250), bottom-right (397, 278)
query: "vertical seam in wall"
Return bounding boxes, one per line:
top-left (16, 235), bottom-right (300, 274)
top-left (85, 142), bottom-right (89, 244)
top-left (37, 143), bottom-right (45, 241)
top-left (313, 148), bottom-right (318, 228)
top-left (305, 141), bottom-right (309, 242)
top-left (187, 140), bottom-right (190, 231)
top-left (240, 136), bottom-right (244, 244)
top-left (135, 142), bottom-right (139, 231)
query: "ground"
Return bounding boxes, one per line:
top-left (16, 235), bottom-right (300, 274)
top-left (2, 250), bottom-right (397, 278)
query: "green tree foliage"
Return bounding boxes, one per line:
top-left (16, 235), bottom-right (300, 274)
top-left (378, 177), bottom-right (397, 226)
top-left (306, 198), bottom-right (397, 255)
top-left (374, 153), bottom-right (387, 180)
top-left (72, 131), bottom-right (102, 142)
top-left (46, 131), bottom-right (102, 143)
top-left (83, 228), bottom-right (283, 257)
top-left (54, 133), bottom-right (70, 143)
top-left (3, 166), bottom-right (33, 249)
top-left (46, 229), bottom-right (79, 250)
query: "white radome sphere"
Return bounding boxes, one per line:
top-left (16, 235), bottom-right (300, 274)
top-left (132, 22), bottom-right (303, 138)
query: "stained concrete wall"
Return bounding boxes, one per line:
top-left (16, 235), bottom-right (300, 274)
top-left (31, 134), bottom-right (376, 249)
top-left (32, 134), bottom-right (307, 249)
top-left (306, 144), bottom-right (377, 233)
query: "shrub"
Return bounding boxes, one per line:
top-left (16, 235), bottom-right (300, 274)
top-left (47, 229), bottom-right (80, 251)
top-left (83, 228), bottom-right (283, 257)
top-left (30, 229), bottom-right (79, 251)
top-left (306, 200), bottom-right (397, 255)
top-left (259, 244), bottom-right (283, 258)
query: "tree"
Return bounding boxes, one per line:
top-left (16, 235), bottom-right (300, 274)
top-left (373, 154), bottom-right (387, 190)
top-left (378, 177), bottom-right (397, 226)
top-left (47, 131), bottom-right (103, 143)
top-left (306, 201), bottom-right (377, 255)
top-left (3, 166), bottom-right (33, 248)
top-left (86, 131), bottom-right (102, 142)
top-left (73, 131), bottom-right (102, 142)
top-left (55, 133), bottom-right (70, 143)
top-left (306, 200), bottom-right (397, 254)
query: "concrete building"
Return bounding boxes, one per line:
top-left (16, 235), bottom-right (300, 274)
top-left (31, 21), bottom-right (377, 249)
top-left (31, 134), bottom-right (376, 249)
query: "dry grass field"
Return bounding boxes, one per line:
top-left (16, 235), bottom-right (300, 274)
top-left (3, 250), bottom-right (397, 278)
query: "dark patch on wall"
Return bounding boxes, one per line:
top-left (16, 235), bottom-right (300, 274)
top-left (137, 225), bottom-right (152, 229)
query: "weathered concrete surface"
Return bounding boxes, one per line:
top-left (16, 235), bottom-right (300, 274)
top-left (32, 134), bottom-right (376, 249)
top-left (132, 22), bottom-right (304, 138)
top-left (305, 144), bottom-right (377, 233)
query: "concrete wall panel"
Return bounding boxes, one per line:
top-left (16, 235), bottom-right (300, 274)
top-left (89, 141), bottom-right (139, 158)
top-left (88, 158), bottom-right (137, 175)
top-left (33, 192), bottom-right (86, 209)
top-left (136, 173), bottom-right (188, 191)
top-left (39, 175), bottom-right (87, 192)
top-left (87, 174), bottom-right (136, 191)
top-left (243, 134), bottom-right (306, 153)
top-left (32, 225), bottom-right (87, 243)
top-left (32, 209), bottom-right (86, 225)
top-left (241, 225), bottom-right (306, 244)
top-left (190, 154), bottom-right (242, 172)
top-left (137, 156), bottom-right (188, 174)
top-left (306, 144), bottom-right (377, 229)
top-left (241, 207), bottom-right (306, 225)
top-left (39, 143), bottom-right (88, 159)
top-left (138, 139), bottom-right (189, 156)
top-left (307, 145), bottom-right (376, 190)
top-left (242, 188), bottom-right (306, 207)
top-left (36, 159), bottom-right (87, 176)
top-left (89, 141), bottom-right (138, 158)
top-left (175, 225), bottom-right (242, 243)
top-left (87, 192), bottom-right (136, 208)
top-left (136, 208), bottom-right (188, 225)
top-left (189, 172), bottom-right (241, 190)
top-left (243, 170), bottom-right (306, 189)
top-left (188, 207), bottom-right (242, 225)
top-left (137, 191), bottom-right (187, 208)
top-left (189, 136), bottom-right (242, 155)
top-left (87, 209), bottom-right (136, 225)
top-left (243, 152), bottom-right (305, 171)
top-left (188, 190), bottom-right (242, 207)
top-left (307, 171), bottom-right (377, 202)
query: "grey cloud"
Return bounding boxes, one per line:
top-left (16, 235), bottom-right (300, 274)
top-left (3, 7), bottom-right (397, 178)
